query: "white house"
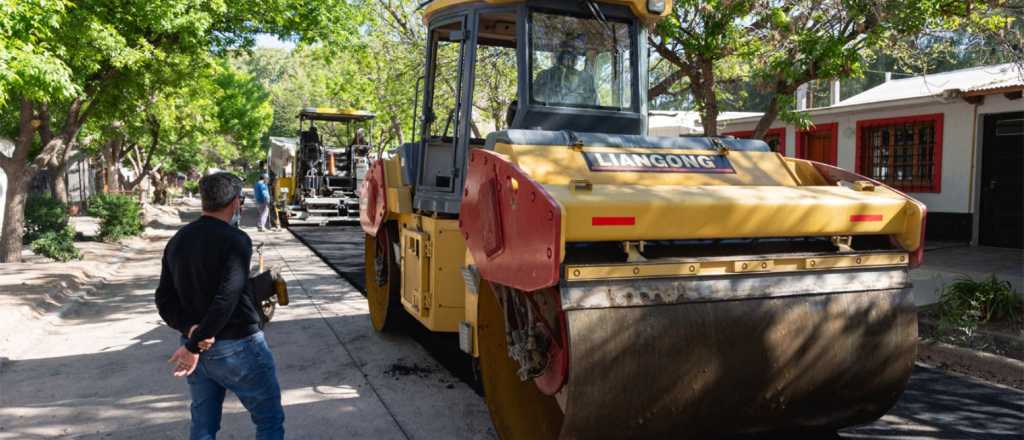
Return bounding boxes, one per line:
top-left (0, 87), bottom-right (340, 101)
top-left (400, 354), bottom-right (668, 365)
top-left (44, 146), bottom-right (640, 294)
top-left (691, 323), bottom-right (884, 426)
top-left (0, 137), bottom-right (13, 233)
top-left (717, 63), bottom-right (1023, 248)
top-left (649, 110), bottom-right (764, 137)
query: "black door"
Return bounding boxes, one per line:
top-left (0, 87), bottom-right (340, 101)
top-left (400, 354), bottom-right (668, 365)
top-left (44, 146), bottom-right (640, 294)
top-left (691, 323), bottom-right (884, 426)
top-left (979, 111), bottom-right (1024, 248)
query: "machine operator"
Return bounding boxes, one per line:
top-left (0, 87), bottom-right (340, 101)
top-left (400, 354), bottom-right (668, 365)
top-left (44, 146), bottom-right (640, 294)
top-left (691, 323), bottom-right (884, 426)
top-left (533, 42), bottom-right (597, 106)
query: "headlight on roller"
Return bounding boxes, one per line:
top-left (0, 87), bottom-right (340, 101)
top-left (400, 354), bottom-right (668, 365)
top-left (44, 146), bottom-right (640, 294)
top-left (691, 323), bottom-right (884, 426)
top-left (648, 0), bottom-right (666, 14)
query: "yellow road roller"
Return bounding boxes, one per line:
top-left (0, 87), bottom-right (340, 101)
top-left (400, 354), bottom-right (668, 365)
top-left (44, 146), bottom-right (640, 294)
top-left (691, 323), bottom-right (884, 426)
top-left (361, 1), bottom-right (926, 438)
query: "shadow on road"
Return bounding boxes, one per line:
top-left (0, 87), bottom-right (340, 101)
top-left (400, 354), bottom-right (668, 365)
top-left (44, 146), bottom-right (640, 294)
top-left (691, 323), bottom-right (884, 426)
top-left (0, 313), bottom-right (431, 440)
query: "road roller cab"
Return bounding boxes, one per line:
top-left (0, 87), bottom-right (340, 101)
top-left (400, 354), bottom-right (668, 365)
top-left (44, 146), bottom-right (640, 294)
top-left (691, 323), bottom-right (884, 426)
top-left (360, 1), bottom-right (926, 438)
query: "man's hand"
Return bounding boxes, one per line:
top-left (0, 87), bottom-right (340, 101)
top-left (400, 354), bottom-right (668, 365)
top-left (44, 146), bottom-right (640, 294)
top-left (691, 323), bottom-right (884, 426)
top-left (188, 325), bottom-right (215, 352)
top-left (168, 346), bottom-right (199, 377)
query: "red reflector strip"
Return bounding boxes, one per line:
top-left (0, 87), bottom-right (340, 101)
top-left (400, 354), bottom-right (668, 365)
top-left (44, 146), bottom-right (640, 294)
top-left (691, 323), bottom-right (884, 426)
top-left (592, 216), bottom-right (635, 226)
top-left (850, 214), bottom-right (883, 222)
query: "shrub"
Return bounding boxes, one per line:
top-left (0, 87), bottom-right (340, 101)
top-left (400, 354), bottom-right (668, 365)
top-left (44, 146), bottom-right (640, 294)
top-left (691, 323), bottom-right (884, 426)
top-left (939, 275), bottom-right (1023, 335)
top-left (30, 225), bottom-right (81, 262)
top-left (25, 193), bottom-right (70, 243)
top-left (183, 180), bottom-right (199, 195)
top-left (87, 193), bottom-right (144, 241)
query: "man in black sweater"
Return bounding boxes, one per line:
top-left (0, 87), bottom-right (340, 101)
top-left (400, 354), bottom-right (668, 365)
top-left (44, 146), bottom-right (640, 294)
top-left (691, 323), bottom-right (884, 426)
top-left (156, 172), bottom-right (284, 440)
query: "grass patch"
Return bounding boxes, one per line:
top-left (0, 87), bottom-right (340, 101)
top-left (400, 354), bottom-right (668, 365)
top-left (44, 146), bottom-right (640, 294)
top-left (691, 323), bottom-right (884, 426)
top-left (938, 275), bottom-right (1023, 340)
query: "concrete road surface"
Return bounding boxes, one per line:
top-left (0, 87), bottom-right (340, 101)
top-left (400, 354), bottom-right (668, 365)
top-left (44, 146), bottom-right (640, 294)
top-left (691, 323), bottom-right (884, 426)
top-left (0, 215), bottom-right (493, 439)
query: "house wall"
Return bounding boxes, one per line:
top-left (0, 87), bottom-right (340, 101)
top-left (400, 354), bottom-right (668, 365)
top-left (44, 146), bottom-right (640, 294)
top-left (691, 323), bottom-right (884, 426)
top-left (977, 92), bottom-right (1024, 115)
top-left (722, 99), bottom-right (976, 212)
top-left (0, 167), bottom-right (6, 234)
top-left (0, 138), bottom-right (10, 234)
top-left (65, 155), bottom-right (96, 205)
top-left (719, 95), bottom-right (1023, 243)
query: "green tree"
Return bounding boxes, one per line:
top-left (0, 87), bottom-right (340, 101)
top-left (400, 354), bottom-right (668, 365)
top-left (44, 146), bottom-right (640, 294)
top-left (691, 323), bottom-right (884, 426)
top-left (1, 0), bottom-right (357, 263)
top-left (0, 0), bottom-right (74, 263)
top-left (236, 35), bottom-right (419, 151)
top-left (113, 62), bottom-right (271, 205)
top-left (745, 0), bottom-right (1000, 138)
top-left (650, 0), bottom-right (756, 136)
top-left (648, 0), bottom-right (1011, 138)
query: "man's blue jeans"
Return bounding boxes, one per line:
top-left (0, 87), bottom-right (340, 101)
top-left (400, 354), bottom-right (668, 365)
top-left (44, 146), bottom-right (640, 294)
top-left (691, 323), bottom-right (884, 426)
top-left (183, 331), bottom-right (284, 440)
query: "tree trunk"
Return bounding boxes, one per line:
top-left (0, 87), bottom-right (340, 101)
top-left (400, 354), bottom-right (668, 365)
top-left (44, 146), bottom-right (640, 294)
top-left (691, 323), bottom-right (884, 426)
top-left (151, 172), bottom-right (169, 205)
top-left (389, 114), bottom-right (404, 149)
top-left (470, 120), bottom-right (482, 139)
top-left (752, 94), bottom-right (784, 140)
top-left (0, 166), bottom-right (30, 263)
top-left (695, 60), bottom-right (720, 137)
top-left (103, 134), bottom-right (124, 193)
top-left (0, 99), bottom-right (37, 263)
top-left (48, 161), bottom-right (68, 204)
top-left (36, 104), bottom-right (68, 204)
top-left (36, 105), bottom-right (86, 204)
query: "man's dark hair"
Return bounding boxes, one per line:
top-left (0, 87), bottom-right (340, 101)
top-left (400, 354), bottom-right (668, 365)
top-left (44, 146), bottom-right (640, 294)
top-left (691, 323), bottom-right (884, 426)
top-left (199, 172), bottom-right (243, 212)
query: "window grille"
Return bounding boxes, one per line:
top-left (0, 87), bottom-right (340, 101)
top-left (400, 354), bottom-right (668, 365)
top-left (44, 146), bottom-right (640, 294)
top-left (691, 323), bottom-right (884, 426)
top-left (858, 114), bottom-right (942, 192)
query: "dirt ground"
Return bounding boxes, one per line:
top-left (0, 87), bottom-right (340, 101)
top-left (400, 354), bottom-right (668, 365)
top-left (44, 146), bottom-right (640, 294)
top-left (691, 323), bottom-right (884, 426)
top-left (0, 201), bottom-right (493, 439)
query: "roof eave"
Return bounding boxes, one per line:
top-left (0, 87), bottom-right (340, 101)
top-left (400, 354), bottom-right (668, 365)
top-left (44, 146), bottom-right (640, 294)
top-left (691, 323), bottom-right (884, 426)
top-left (962, 84), bottom-right (1024, 97)
top-left (718, 95), bottom-right (957, 126)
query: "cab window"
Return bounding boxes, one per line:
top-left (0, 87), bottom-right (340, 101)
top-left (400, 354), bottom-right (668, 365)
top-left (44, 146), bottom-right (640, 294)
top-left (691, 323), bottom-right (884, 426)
top-left (530, 11), bottom-right (633, 110)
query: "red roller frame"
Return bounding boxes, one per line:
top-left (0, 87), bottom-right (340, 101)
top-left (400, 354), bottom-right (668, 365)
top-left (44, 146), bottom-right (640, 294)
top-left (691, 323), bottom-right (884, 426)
top-left (360, 159), bottom-right (388, 237)
top-left (460, 150), bottom-right (562, 292)
top-left (527, 288), bottom-right (569, 395)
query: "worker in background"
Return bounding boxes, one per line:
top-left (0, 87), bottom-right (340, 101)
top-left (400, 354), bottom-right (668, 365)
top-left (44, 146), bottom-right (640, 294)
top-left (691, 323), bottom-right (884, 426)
top-left (254, 174), bottom-right (271, 232)
top-left (157, 172), bottom-right (285, 440)
top-left (350, 128), bottom-right (369, 156)
top-left (257, 160), bottom-right (280, 231)
top-left (533, 41), bottom-right (597, 106)
top-left (303, 123), bottom-right (320, 147)
top-left (267, 169), bottom-right (281, 231)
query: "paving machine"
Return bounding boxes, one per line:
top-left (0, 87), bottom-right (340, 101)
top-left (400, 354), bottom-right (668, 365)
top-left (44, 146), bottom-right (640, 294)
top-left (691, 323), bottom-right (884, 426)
top-left (360, 1), bottom-right (926, 438)
top-left (277, 107), bottom-right (375, 225)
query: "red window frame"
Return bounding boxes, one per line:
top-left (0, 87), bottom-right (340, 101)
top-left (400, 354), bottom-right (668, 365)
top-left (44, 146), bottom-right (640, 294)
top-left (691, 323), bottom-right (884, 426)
top-left (855, 113), bottom-right (943, 193)
top-left (723, 128), bottom-right (787, 155)
top-left (795, 122), bottom-right (838, 166)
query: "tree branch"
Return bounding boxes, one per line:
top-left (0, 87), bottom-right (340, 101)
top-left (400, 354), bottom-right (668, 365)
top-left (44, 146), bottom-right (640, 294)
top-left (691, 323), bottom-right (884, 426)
top-left (649, 68), bottom-right (688, 100)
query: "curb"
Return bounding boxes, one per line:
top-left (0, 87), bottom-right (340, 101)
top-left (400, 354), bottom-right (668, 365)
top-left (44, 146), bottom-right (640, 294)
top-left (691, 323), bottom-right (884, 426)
top-left (918, 338), bottom-right (1024, 389)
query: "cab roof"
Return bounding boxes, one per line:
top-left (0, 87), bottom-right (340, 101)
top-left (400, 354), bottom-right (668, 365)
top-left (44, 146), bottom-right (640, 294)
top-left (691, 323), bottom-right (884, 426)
top-left (421, 0), bottom-right (671, 23)
top-left (299, 107), bottom-right (376, 122)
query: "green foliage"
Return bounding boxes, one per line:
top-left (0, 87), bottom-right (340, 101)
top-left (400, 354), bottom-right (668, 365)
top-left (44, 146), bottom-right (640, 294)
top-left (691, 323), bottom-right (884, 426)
top-left (213, 63), bottom-right (274, 159)
top-left (0, 0), bottom-right (76, 107)
top-left (649, 0), bottom-right (1015, 134)
top-left (23, 192), bottom-right (79, 262)
top-left (649, 0), bottom-right (756, 120)
top-left (939, 275), bottom-right (1023, 335)
top-left (233, 1), bottom-right (427, 150)
top-left (2, 0), bottom-right (359, 166)
top-left (30, 225), bottom-right (80, 262)
top-left (0, 0), bottom-right (364, 262)
top-left (87, 194), bottom-right (143, 242)
top-left (183, 180), bottom-right (199, 194)
top-left (111, 61), bottom-right (274, 181)
top-left (24, 193), bottom-right (70, 243)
